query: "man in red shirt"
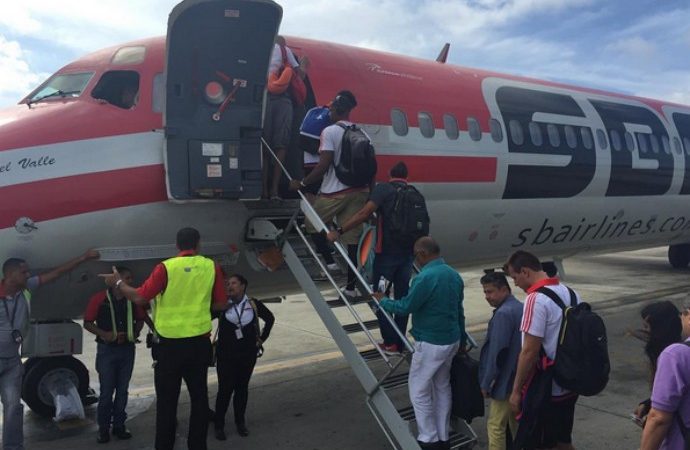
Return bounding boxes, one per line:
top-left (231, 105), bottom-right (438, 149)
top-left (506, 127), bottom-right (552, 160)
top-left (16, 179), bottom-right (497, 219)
top-left (84, 266), bottom-right (146, 443)
top-left (100, 228), bottom-right (226, 450)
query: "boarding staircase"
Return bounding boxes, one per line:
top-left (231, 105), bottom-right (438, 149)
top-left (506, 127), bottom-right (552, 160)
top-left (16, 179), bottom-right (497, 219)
top-left (247, 142), bottom-right (478, 450)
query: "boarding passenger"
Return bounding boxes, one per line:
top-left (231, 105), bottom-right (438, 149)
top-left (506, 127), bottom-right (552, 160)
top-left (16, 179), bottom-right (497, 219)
top-left (263, 35), bottom-right (310, 200)
top-left (1, 250), bottom-right (99, 450)
top-left (372, 237), bottom-right (467, 450)
top-left (83, 266), bottom-right (146, 443)
top-left (290, 90), bottom-right (374, 297)
top-left (327, 161), bottom-right (428, 352)
top-left (100, 227), bottom-right (226, 450)
top-left (213, 274), bottom-right (274, 441)
top-left (478, 272), bottom-right (522, 450)
top-left (635, 301), bottom-right (689, 449)
top-left (505, 250), bottom-right (581, 450)
top-left (632, 301), bottom-right (683, 428)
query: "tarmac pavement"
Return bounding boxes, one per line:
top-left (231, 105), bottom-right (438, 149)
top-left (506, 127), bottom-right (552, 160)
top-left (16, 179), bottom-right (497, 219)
top-left (15, 246), bottom-right (690, 449)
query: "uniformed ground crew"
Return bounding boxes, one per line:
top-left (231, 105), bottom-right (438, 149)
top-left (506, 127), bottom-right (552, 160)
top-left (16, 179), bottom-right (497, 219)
top-left (1, 249), bottom-right (99, 450)
top-left (100, 228), bottom-right (225, 450)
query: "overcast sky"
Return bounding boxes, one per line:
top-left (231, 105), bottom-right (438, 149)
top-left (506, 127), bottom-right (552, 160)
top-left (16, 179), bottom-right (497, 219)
top-left (0, 0), bottom-right (688, 108)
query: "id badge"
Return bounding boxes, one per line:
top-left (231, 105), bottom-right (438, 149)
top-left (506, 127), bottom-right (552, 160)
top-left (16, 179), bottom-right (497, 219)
top-left (235, 328), bottom-right (243, 339)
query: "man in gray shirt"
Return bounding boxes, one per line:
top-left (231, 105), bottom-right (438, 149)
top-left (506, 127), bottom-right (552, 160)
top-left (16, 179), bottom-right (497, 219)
top-left (478, 272), bottom-right (523, 450)
top-left (0, 250), bottom-right (98, 450)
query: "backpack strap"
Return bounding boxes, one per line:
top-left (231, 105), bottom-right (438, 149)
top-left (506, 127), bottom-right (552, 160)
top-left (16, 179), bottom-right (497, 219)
top-left (537, 287), bottom-right (567, 311)
top-left (566, 287), bottom-right (577, 307)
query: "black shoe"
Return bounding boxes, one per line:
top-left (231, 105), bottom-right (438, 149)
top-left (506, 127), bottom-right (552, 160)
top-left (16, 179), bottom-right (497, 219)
top-left (97, 429), bottom-right (110, 444)
top-left (437, 440), bottom-right (450, 450)
top-left (417, 441), bottom-right (439, 449)
top-left (214, 428), bottom-right (227, 441)
top-left (236, 423), bottom-right (249, 437)
top-left (112, 426), bottom-right (132, 440)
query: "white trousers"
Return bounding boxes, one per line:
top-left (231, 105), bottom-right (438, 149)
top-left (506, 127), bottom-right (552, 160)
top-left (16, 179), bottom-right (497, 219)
top-left (408, 339), bottom-right (460, 443)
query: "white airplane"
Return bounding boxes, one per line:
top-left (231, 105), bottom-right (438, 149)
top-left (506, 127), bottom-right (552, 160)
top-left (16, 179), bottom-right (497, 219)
top-left (1, 0), bottom-right (689, 418)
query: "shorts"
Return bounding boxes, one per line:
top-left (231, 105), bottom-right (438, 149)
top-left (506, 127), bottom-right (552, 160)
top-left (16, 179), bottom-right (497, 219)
top-left (538, 394), bottom-right (578, 447)
top-left (263, 94), bottom-right (293, 151)
top-left (306, 190), bottom-right (368, 245)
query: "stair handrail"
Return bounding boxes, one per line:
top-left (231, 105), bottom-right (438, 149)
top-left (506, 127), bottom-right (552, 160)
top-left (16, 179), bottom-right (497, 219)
top-left (261, 137), bottom-right (414, 354)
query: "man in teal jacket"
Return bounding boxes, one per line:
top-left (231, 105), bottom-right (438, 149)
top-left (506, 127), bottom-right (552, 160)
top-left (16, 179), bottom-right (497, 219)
top-left (373, 236), bottom-right (467, 450)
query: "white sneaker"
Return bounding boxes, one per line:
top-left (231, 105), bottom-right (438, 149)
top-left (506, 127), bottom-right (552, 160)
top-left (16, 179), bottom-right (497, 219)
top-left (342, 287), bottom-right (362, 298)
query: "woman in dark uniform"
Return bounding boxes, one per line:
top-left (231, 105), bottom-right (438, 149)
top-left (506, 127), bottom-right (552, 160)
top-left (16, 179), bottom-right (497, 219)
top-left (214, 274), bottom-right (275, 440)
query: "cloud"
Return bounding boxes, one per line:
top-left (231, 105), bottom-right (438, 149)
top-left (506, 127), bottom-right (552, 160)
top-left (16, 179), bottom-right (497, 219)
top-left (0, 35), bottom-right (44, 106)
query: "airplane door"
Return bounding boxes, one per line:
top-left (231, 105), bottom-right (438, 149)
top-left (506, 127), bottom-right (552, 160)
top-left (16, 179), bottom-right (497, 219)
top-left (165, 0), bottom-right (282, 200)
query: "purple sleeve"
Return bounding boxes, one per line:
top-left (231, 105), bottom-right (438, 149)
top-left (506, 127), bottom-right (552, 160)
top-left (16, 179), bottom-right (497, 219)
top-left (651, 344), bottom-right (689, 413)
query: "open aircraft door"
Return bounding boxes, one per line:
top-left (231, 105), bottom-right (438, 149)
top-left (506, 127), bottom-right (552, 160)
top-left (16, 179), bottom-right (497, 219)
top-left (164, 0), bottom-right (282, 200)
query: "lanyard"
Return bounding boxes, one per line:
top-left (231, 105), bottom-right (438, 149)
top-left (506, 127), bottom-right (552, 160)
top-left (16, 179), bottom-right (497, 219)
top-left (2, 298), bottom-right (18, 329)
top-left (106, 290), bottom-right (134, 342)
top-left (232, 299), bottom-right (247, 327)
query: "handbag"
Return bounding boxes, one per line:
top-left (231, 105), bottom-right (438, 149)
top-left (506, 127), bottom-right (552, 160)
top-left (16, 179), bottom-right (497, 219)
top-left (450, 351), bottom-right (484, 422)
top-left (248, 298), bottom-right (265, 358)
top-left (279, 45), bottom-right (307, 107)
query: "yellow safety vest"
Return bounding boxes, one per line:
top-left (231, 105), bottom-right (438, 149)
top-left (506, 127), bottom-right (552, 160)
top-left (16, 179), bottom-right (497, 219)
top-left (105, 290), bottom-right (134, 342)
top-left (156, 255), bottom-right (215, 338)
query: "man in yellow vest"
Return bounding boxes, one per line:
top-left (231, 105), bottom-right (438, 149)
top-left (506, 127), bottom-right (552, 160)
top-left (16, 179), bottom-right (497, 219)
top-left (100, 228), bottom-right (225, 450)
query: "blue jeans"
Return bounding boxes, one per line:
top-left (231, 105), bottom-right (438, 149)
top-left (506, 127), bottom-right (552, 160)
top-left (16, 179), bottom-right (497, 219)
top-left (0, 356), bottom-right (23, 450)
top-left (96, 343), bottom-right (135, 430)
top-left (373, 253), bottom-right (414, 348)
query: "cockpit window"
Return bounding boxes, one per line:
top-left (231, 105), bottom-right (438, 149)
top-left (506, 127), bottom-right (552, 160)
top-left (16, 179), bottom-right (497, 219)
top-left (111, 46), bottom-right (146, 65)
top-left (91, 70), bottom-right (140, 109)
top-left (26, 72), bottom-right (94, 103)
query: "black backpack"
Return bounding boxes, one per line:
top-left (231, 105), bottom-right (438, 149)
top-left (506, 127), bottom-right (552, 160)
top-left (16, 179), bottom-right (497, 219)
top-left (537, 287), bottom-right (609, 396)
top-left (450, 352), bottom-right (484, 423)
top-left (334, 123), bottom-right (377, 187)
top-left (387, 183), bottom-right (430, 245)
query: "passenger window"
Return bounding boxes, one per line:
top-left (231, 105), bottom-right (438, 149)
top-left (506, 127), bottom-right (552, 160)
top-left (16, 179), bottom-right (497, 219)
top-left (684, 137), bottom-right (690, 156)
top-left (624, 132), bottom-right (635, 152)
top-left (91, 70), bottom-right (140, 109)
top-left (467, 117), bottom-right (482, 141)
top-left (564, 125), bottom-right (577, 149)
top-left (674, 137), bottom-right (683, 154)
top-left (419, 112), bottom-right (435, 138)
top-left (528, 122), bottom-right (543, 146)
top-left (443, 114), bottom-right (459, 140)
top-left (596, 129), bottom-right (608, 149)
top-left (509, 120), bottom-right (524, 146)
top-left (610, 130), bottom-right (622, 151)
top-left (489, 118), bottom-right (503, 142)
top-left (650, 134), bottom-right (660, 154)
top-left (637, 133), bottom-right (649, 154)
top-left (152, 73), bottom-right (165, 113)
top-left (547, 124), bottom-right (560, 147)
top-left (662, 135), bottom-right (671, 154)
top-left (581, 127), bottom-right (593, 150)
top-left (391, 109), bottom-right (408, 136)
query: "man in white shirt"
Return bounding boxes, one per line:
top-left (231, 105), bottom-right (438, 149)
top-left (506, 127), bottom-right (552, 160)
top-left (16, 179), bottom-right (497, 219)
top-left (505, 250), bottom-right (579, 450)
top-left (289, 90), bottom-right (371, 296)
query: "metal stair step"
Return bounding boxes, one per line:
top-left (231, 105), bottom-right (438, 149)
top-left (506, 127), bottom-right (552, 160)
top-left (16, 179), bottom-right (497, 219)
top-left (380, 372), bottom-right (409, 390)
top-left (326, 296), bottom-right (371, 308)
top-left (342, 319), bottom-right (380, 334)
top-left (396, 406), bottom-right (476, 449)
top-left (359, 347), bottom-right (383, 361)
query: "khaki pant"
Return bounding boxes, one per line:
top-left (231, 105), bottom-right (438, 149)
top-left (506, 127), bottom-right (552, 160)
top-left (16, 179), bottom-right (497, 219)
top-left (487, 398), bottom-right (518, 450)
top-left (306, 191), bottom-right (368, 245)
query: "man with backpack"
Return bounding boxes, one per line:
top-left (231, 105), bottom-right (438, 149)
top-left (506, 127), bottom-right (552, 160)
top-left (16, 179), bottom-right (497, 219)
top-left (289, 90), bottom-right (376, 296)
top-left (326, 161), bottom-right (429, 352)
top-left (505, 250), bottom-right (582, 450)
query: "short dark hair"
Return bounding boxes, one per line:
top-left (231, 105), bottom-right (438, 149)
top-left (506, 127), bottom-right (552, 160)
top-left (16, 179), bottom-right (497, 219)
top-left (504, 250), bottom-right (542, 273)
top-left (230, 273), bottom-right (248, 289)
top-left (2, 258), bottom-right (26, 276)
top-left (176, 227), bottom-right (201, 251)
top-left (480, 272), bottom-right (511, 292)
top-left (332, 90), bottom-right (357, 114)
top-left (389, 161), bottom-right (408, 179)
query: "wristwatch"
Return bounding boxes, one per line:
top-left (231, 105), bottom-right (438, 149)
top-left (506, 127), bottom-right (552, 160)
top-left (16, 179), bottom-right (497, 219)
top-left (115, 279), bottom-right (123, 288)
top-left (336, 226), bottom-right (344, 235)
top-left (299, 179), bottom-right (307, 188)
